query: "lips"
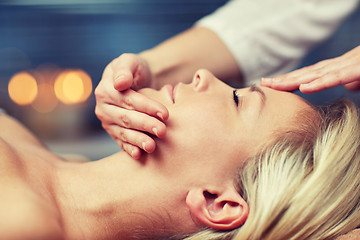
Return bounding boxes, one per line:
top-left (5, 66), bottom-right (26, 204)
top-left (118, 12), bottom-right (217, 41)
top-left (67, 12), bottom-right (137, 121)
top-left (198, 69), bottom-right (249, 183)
top-left (173, 84), bottom-right (179, 103)
top-left (164, 84), bottom-right (175, 103)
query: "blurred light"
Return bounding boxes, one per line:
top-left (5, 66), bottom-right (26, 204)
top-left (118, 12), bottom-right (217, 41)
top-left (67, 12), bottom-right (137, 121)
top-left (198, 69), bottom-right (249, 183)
top-left (31, 81), bottom-right (58, 113)
top-left (63, 71), bottom-right (84, 103)
top-left (54, 69), bottom-right (92, 104)
top-left (76, 70), bottom-right (93, 102)
top-left (8, 72), bottom-right (38, 105)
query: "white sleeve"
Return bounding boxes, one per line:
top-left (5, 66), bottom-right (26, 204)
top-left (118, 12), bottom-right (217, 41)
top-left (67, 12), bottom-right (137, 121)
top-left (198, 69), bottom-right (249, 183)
top-left (196, 0), bottom-right (359, 85)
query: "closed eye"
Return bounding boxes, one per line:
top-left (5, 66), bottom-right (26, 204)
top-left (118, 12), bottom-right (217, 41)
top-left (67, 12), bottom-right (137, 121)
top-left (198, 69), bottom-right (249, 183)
top-left (233, 90), bottom-right (239, 106)
top-left (233, 89), bottom-right (242, 108)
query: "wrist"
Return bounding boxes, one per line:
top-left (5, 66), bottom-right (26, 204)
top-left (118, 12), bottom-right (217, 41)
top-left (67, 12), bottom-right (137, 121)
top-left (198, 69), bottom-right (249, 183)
top-left (139, 49), bottom-right (186, 89)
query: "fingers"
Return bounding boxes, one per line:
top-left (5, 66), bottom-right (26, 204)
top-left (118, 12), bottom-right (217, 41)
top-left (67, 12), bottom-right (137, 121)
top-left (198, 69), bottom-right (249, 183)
top-left (105, 124), bottom-right (157, 160)
top-left (345, 81), bottom-right (360, 91)
top-left (96, 102), bottom-right (166, 148)
top-left (95, 88), bottom-right (169, 158)
top-left (102, 87), bottom-right (169, 123)
top-left (262, 65), bottom-right (360, 94)
top-left (119, 89), bottom-right (169, 121)
top-left (299, 65), bottom-right (360, 93)
top-left (109, 103), bottom-right (167, 139)
top-left (261, 70), bottom-right (309, 91)
top-left (108, 124), bottom-right (157, 153)
top-left (261, 46), bottom-right (360, 94)
top-left (261, 60), bottom-right (336, 91)
top-left (95, 84), bottom-right (169, 136)
top-left (261, 75), bottom-right (301, 91)
top-left (261, 59), bottom-right (353, 93)
top-left (121, 143), bottom-right (142, 160)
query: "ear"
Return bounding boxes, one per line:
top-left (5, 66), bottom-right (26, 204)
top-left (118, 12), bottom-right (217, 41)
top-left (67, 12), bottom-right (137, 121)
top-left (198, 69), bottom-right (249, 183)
top-left (186, 187), bottom-right (249, 230)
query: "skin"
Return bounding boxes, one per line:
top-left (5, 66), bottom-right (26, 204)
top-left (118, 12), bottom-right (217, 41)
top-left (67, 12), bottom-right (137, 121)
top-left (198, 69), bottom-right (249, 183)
top-left (0, 69), bottom-right (314, 240)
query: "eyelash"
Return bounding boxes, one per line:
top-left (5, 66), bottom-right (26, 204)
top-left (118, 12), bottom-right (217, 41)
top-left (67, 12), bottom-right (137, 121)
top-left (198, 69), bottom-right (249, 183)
top-left (233, 89), bottom-right (240, 107)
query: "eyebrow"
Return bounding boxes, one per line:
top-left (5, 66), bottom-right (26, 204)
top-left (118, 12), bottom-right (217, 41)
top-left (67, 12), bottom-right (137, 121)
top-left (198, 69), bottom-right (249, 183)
top-left (249, 85), bottom-right (266, 110)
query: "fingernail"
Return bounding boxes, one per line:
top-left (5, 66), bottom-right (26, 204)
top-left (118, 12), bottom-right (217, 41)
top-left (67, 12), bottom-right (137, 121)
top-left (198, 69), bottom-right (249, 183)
top-left (115, 74), bottom-right (125, 81)
top-left (272, 78), bottom-right (282, 82)
top-left (261, 77), bottom-right (271, 83)
top-left (300, 83), bottom-right (311, 89)
top-left (157, 112), bottom-right (163, 120)
top-left (114, 74), bottom-right (126, 86)
top-left (142, 142), bottom-right (147, 151)
top-left (152, 127), bottom-right (158, 137)
top-left (131, 148), bottom-right (137, 157)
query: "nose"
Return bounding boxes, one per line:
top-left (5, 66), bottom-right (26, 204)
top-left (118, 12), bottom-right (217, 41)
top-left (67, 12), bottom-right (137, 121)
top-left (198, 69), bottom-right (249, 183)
top-left (192, 69), bottom-right (212, 92)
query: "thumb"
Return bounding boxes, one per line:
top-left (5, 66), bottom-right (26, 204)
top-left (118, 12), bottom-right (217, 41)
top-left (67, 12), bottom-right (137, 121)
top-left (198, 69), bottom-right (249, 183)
top-left (345, 81), bottom-right (360, 91)
top-left (113, 69), bottom-right (134, 92)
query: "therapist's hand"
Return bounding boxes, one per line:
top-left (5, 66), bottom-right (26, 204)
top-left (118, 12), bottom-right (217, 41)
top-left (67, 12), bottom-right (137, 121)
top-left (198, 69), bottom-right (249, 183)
top-left (95, 53), bottom-right (169, 159)
top-left (261, 46), bottom-right (360, 93)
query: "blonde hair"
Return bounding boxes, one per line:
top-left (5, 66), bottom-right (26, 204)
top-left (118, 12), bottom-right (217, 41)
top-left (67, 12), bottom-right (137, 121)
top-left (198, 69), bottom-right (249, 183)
top-left (184, 99), bottom-right (360, 240)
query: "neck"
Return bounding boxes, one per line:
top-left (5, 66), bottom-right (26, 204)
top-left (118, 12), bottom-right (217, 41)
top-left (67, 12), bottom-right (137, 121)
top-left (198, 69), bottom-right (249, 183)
top-left (52, 151), bottom-right (197, 240)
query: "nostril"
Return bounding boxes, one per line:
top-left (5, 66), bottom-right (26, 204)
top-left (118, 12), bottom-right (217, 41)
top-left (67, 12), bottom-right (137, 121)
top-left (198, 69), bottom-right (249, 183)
top-left (193, 74), bottom-right (200, 87)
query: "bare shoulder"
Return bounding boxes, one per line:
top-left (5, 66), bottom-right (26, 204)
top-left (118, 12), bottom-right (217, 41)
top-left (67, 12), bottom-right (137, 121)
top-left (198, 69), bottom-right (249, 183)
top-left (0, 139), bottom-right (63, 240)
top-left (0, 136), bottom-right (23, 178)
top-left (0, 114), bottom-right (47, 149)
top-left (0, 188), bottom-right (63, 240)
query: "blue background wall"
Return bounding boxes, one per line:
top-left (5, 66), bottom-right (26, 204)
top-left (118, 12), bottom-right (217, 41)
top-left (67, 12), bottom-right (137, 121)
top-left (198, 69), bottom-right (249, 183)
top-left (0, 0), bottom-right (228, 133)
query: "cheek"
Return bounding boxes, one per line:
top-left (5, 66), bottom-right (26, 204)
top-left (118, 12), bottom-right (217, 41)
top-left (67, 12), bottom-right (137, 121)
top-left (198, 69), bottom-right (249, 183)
top-left (169, 102), bottom-right (229, 145)
top-left (138, 88), bottom-right (167, 104)
top-left (165, 104), bottom-right (247, 170)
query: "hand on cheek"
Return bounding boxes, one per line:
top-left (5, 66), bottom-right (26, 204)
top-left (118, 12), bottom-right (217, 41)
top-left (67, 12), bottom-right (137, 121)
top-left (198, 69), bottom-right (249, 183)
top-left (95, 53), bottom-right (169, 159)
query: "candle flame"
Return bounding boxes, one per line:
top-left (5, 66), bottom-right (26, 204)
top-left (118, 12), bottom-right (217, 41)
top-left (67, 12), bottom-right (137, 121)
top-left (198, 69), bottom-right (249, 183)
top-left (8, 72), bottom-right (38, 105)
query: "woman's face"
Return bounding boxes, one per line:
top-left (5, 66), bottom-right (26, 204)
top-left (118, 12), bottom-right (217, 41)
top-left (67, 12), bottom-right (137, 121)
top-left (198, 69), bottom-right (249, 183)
top-left (139, 69), bottom-right (314, 181)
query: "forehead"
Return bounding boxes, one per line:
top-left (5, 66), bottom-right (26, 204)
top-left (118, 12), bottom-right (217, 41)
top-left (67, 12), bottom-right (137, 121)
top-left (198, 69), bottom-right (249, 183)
top-left (237, 87), bottom-right (314, 150)
top-left (252, 87), bottom-right (314, 136)
top-left (262, 87), bottom-right (312, 114)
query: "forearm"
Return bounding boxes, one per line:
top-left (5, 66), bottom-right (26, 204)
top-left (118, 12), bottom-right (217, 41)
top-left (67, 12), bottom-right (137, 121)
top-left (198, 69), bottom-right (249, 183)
top-left (140, 26), bottom-right (243, 89)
